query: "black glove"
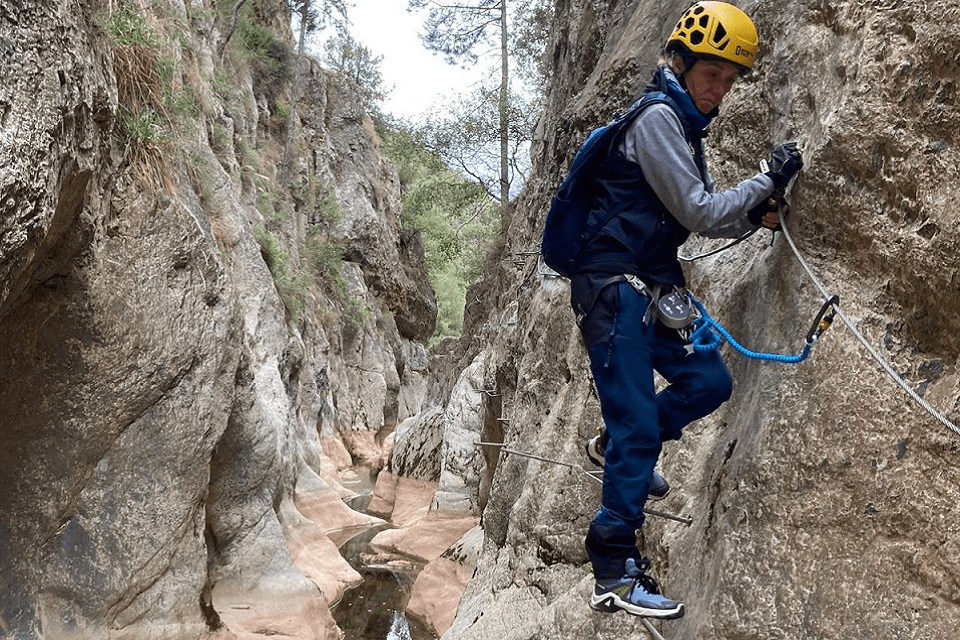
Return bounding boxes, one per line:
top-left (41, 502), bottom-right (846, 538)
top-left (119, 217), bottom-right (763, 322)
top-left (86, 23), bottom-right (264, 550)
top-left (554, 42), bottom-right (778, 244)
top-left (747, 196), bottom-right (782, 230)
top-left (765, 142), bottom-right (803, 191)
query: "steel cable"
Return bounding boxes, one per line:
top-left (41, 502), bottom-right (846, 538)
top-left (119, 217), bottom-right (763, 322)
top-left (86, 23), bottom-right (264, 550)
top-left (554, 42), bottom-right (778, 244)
top-left (779, 215), bottom-right (960, 439)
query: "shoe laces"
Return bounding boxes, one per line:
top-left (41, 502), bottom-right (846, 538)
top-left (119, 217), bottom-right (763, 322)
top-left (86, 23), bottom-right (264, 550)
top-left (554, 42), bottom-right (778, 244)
top-left (625, 557), bottom-right (661, 595)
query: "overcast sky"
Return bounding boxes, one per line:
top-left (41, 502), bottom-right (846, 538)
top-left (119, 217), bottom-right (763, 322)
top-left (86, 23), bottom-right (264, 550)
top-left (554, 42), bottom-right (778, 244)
top-left (325, 0), bottom-right (491, 121)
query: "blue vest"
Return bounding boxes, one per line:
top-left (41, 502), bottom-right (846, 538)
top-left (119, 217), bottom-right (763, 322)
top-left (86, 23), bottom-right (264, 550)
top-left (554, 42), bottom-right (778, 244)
top-left (576, 70), bottom-right (710, 287)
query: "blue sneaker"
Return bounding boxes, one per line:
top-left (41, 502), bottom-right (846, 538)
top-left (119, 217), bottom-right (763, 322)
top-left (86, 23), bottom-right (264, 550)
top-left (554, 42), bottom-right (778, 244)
top-left (648, 470), bottom-right (671, 501)
top-left (584, 434), bottom-right (671, 501)
top-left (589, 558), bottom-right (684, 619)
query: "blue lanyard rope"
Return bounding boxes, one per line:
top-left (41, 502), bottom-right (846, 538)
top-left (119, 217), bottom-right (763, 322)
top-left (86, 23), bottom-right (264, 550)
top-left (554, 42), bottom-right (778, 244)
top-left (687, 296), bottom-right (813, 364)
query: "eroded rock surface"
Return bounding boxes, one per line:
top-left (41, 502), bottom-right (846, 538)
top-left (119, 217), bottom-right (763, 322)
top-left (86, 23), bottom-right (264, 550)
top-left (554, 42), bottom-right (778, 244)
top-left (3, 1), bottom-right (960, 639)
top-left (0, 2), bottom-right (435, 638)
top-left (442, 1), bottom-right (960, 639)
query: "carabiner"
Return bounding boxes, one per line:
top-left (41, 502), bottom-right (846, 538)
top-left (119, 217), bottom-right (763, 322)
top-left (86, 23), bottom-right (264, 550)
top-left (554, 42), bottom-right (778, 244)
top-left (805, 295), bottom-right (840, 345)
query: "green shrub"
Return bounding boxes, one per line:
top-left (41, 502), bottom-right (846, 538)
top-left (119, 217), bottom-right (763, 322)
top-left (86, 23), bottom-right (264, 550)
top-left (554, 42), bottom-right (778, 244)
top-left (378, 123), bottom-right (499, 344)
top-left (318, 185), bottom-right (344, 225)
top-left (292, 178), bottom-right (345, 227)
top-left (102, 1), bottom-right (201, 168)
top-left (303, 232), bottom-right (368, 329)
top-left (431, 263), bottom-right (466, 342)
top-left (101, 0), bottom-right (162, 48)
top-left (115, 105), bottom-right (170, 160)
top-left (254, 224), bottom-right (310, 326)
top-left (228, 2), bottom-right (291, 106)
top-left (273, 100), bottom-right (290, 124)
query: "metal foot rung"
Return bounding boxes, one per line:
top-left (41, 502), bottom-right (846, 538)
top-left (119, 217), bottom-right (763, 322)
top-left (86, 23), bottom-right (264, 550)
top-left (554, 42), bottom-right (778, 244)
top-left (641, 618), bottom-right (668, 640)
top-left (475, 441), bottom-right (693, 525)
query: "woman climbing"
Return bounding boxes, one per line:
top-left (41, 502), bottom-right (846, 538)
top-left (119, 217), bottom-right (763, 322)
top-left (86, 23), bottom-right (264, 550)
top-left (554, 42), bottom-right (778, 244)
top-left (567, 1), bottom-right (803, 619)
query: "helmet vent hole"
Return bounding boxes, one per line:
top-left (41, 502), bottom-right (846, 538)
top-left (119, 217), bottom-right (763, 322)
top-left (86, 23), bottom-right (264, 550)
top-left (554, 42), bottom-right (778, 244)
top-left (712, 23), bottom-right (727, 43)
top-left (690, 31), bottom-right (704, 45)
top-left (699, 15), bottom-right (710, 28)
top-left (684, 17), bottom-right (695, 29)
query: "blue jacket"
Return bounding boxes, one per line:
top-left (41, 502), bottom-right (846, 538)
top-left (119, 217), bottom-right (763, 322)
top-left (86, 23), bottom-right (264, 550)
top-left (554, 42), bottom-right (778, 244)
top-left (576, 68), bottom-right (710, 286)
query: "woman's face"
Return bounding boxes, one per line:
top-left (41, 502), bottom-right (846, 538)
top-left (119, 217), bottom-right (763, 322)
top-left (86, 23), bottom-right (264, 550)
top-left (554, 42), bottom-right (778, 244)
top-left (684, 59), bottom-right (741, 114)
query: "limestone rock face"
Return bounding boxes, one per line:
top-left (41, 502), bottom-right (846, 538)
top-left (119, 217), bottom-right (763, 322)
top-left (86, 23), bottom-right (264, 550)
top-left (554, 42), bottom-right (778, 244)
top-left (0, 2), bottom-right (434, 638)
top-left (5, 0), bottom-right (960, 638)
top-left (439, 0), bottom-right (960, 638)
top-left (432, 352), bottom-right (488, 514)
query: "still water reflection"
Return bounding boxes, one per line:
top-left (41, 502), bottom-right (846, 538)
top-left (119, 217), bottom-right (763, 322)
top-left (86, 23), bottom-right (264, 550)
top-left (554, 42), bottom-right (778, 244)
top-left (332, 487), bottom-right (438, 640)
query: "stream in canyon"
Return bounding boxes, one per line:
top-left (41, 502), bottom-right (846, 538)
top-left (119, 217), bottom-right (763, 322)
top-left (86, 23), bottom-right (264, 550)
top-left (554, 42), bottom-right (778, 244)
top-left (331, 473), bottom-right (439, 640)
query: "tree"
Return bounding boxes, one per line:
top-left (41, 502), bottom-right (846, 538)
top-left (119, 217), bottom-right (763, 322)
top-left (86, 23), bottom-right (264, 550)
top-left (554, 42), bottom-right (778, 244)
top-left (379, 124), bottom-right (499, 344)
top-left (286, 0), bottom-right (349, 33)
top-left (217, 0), bottom-right (249, 58)
top-left (414, 85), bottom-right (535, 200)
top-left (321, 30), bottom-right (389, 115)
top-left (409, 0), bottom-right (511, 207)
top-left (510, 0), bottom-right (551, 97)
top-left (408, 0), bottom-right (552, 205)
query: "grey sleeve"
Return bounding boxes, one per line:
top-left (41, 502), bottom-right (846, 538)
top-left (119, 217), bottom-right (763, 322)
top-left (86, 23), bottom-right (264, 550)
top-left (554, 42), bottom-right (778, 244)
top-left (621, 104), bottom-right (775, 239)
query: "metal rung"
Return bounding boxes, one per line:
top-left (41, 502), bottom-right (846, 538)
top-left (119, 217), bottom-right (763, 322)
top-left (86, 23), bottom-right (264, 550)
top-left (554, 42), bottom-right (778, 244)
top-left (475, 441), bottom-right (693, 526)
top-left (641, 618), bottom-right (668, 640)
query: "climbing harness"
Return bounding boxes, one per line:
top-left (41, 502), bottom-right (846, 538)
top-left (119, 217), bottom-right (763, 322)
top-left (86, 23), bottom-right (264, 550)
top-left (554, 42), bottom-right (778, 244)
top-left (685, 292), bottom-right (838, 364)
top-left (475, 441), bottom-right (693, 526)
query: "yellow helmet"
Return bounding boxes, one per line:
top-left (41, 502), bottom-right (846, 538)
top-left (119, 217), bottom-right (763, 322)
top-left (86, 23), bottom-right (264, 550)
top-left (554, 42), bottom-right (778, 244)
top-left (666, 2), bottom-right (758, 70)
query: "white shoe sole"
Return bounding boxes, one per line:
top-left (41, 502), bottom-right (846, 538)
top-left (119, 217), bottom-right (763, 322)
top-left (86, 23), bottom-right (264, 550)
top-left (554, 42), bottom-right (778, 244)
top-left (589, 591), bottom-right (684, 619)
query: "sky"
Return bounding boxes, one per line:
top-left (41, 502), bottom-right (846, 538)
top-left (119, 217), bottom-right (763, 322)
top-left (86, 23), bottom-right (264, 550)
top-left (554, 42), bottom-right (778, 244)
top-left (326, 0), bottom-right (491, 121)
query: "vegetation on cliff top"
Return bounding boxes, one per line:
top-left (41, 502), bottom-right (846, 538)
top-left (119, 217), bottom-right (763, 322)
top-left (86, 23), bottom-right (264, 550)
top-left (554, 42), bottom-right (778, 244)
top-left (101, 0), bottom-right (542, 345)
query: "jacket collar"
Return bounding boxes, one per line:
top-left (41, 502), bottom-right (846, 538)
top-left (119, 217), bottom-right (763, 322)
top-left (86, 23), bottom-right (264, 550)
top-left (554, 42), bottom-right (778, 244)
top-left (647, 66), bottom-right (715, 138)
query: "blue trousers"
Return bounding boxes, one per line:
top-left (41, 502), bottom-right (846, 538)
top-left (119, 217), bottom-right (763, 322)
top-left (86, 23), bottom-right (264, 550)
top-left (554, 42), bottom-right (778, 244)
top-left (577, 281), bottom-right (732, 579)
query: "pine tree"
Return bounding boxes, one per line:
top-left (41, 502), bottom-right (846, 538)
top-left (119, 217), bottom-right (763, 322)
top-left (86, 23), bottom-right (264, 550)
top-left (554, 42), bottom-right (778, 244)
top-left (409, 0), bottom-right (511, 207)
top-left (321, 31), bottom-right (388, 115)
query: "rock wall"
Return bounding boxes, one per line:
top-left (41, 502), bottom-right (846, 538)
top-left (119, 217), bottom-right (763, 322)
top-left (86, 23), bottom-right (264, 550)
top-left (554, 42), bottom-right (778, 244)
top-left (439, 0), bottom-right (960, 638)
top-left (0, 1), bottom-right (437, 638)
top-left (4, 0), bottom-right (960, 638)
